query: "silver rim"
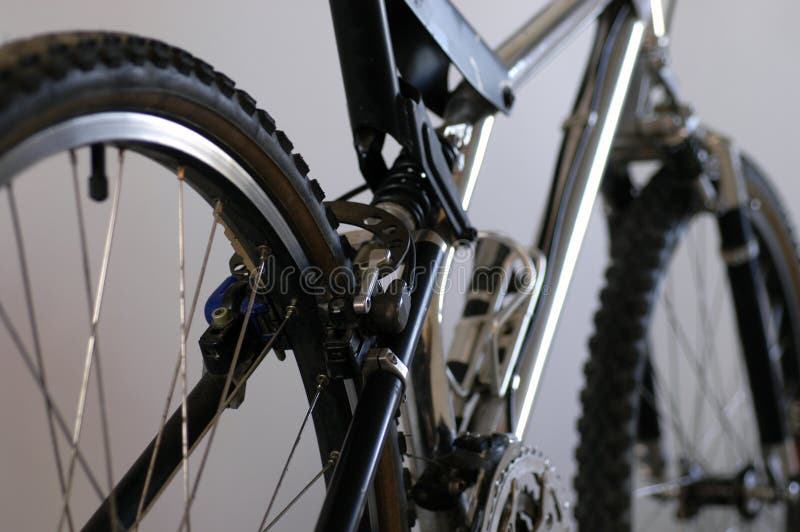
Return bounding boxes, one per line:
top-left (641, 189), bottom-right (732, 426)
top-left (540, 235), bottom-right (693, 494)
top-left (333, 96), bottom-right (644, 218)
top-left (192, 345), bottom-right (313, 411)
top-left (0, 112), bottom-right (308, 270)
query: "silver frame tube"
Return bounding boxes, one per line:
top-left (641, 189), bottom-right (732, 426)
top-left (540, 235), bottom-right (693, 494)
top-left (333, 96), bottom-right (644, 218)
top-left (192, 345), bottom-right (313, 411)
top-left (499, 0), bottom-right (614, 89)
top-left (510, 11), bottom-right (645, 437)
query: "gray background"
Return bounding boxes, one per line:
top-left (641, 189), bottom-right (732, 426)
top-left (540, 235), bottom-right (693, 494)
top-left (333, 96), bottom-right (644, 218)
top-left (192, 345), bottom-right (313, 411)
top-left (2, 0), bottom-right (799, 530)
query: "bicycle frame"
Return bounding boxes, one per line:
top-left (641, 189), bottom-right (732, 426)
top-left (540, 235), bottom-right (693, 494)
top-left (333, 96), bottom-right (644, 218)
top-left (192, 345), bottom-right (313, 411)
top-left (318, 0), bottom-right (652, 528)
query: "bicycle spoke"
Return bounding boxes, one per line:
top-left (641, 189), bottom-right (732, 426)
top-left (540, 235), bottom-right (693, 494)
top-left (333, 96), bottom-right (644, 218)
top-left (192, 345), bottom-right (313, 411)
top-left (634, 475), bottom-right (692, 498)
top-left (641, 368), bottom-right (704, 470)
top-left (650, 282), bottom-right (705, 468)
top-left (662, 290), bottom-right (750, 461)
top-left (688, 224), bottom-right (733, 467)
top-left (700, 273), bottom-right (730, 413)
top-left (70, 149), bottom-right (118, 530)
top-left (666, 274), bottom-right (682, 455)
top-left (689, 224), bottom-right (709, 446)
top-left (0, 299), bottom-right (105, 498)
top-left (261, 451), bottom-right (339, 532)
top-left (697, 226), bottom-right (735, 446)
top-left (699, 389), bottom-right (747, 461)
top-left (258, 376), bottom-right (328, 530)
top-left (171, 304), bottom-right (294, 531)
top-left (709, 288), bottom-right (730, 369)
top-left (8, 182), bottom-right (76, 531)
top-left (176, 251), bottom-right (279, 531)
top-left (176, 168), bottom-right (192, 532)
top-left (58, 149), bottom-right (124, 531)
top-left (133, 200), bottom-right (221, 529)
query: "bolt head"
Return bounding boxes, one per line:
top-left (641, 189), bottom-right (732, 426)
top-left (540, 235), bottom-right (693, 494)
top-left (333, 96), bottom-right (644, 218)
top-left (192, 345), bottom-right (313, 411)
top-left (743, 469), bottom-right (757, 489)
top-left (502, 86), bottom-right (515, 108)
top-left (788, 481), bottom-right (800, 501)
top-left (448, 479), bottom-right (466, 495)
top-left (330, 299), bottom-right (345, 313)
top-left (211, 307), bottom-right (233, 327)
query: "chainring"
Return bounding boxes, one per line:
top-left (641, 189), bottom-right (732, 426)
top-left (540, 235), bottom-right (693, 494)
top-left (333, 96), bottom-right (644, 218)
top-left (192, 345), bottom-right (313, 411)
top-left (479, 439), bottom-right (572, 531)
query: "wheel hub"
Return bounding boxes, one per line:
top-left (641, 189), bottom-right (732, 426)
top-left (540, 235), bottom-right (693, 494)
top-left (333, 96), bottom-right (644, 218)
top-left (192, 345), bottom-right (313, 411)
top-left (673, 464), bottom-right (775, 520)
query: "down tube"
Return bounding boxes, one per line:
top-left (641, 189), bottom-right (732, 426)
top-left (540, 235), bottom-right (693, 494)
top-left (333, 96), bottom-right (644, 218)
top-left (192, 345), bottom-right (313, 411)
top-left (512, 8), bottom-right (645, 439)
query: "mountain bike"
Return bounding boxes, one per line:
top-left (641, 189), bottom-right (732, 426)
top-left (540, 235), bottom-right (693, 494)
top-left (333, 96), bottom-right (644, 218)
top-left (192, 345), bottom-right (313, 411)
top-left (1, 0), bottom-right (799, 530)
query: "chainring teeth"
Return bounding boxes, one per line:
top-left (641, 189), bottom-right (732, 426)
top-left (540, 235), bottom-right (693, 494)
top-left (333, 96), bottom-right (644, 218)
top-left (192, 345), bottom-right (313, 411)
top-left (482, 444), bottom-right (572, 531)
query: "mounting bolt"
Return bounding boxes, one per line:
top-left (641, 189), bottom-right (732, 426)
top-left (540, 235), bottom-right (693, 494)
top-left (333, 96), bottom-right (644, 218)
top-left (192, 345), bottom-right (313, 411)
top-left (211, 307), bottom-right (233, 328)
top-left (502, 87), bottom-right (515, 109)
top-left (787, 480), bottom-right (800, 502)
top-left (327, 450), bottom-right (340, 465)
top-left (329, 298), bottom-right (346, 315)
top-left (448, 479), bottom-right (466, 495)
top-left (316, 374), bottom-right (330, 388)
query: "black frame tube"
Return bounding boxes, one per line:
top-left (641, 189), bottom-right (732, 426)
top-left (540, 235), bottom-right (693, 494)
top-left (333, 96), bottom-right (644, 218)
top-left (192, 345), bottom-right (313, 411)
top-left (718, 207), bottom-right (787, 445)
top-left (83, 373), bottom-right (228, 531)
top-left (329, 0), bottom-right (402, 139)
top-left (315, 237), bottom-right (445, 531)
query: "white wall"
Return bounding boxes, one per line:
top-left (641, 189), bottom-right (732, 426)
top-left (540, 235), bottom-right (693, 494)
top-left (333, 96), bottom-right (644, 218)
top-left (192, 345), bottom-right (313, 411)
top-left (2, 0), bottom-right (799, 530)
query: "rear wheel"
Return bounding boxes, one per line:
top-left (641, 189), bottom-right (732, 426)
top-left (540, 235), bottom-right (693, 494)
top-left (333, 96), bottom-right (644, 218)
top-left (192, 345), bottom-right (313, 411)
top-left (576, 157), bottom-right (800, 531)
top-left (0, 32), bottom-right (400, 531)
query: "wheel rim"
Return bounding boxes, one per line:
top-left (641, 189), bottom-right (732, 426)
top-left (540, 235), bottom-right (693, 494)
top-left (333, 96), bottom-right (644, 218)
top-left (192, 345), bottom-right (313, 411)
top-left (0, 112), bottom-right (308, 269)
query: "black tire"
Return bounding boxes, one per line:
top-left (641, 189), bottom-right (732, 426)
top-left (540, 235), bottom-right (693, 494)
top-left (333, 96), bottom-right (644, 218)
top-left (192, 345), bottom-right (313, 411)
top-left (0, 32), bottom-right (401, 530)
top-left (575, 156), bottom-right (800, 531)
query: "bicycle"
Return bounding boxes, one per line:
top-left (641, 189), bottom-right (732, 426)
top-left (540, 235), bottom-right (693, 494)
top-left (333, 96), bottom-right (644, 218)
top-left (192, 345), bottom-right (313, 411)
top-left (1, 0), bottom-right (798, 530)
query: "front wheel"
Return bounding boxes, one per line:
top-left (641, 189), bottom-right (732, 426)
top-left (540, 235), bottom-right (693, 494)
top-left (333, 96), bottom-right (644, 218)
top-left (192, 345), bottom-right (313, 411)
top-left (575, 155), bottom-right (800, 531)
